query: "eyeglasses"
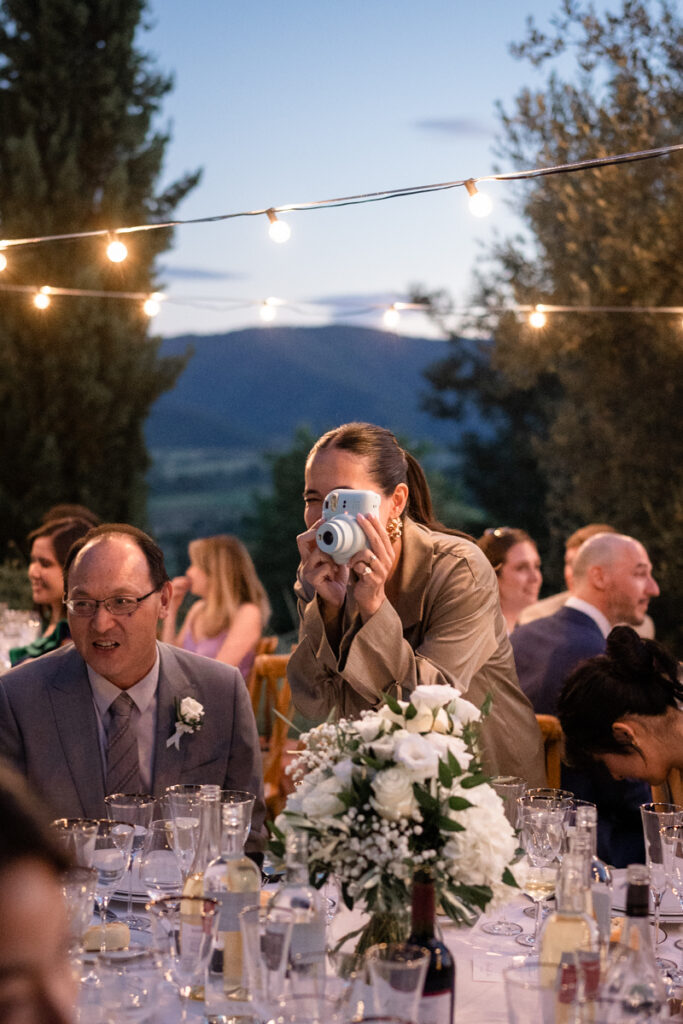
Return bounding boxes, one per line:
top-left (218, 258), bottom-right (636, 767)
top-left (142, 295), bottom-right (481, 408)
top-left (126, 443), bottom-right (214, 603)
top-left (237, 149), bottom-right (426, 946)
top-left (65, 588), bottom-right (160, 617)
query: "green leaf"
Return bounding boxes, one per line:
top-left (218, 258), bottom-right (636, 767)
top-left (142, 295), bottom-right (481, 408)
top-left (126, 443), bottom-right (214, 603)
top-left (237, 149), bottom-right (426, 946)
top-left (382, 691), bottom-right (402, 715)
top-left (438, 759), bottom-right (453, 788)
top-left (461, 772), bottom-right (487, 789)
top-left (447, 750), bottom-right (463, 776)
top-left (447, 796), bottom-right (472, 811)
top-left (503, 867), bottom-right (519, 889)
top-left (405, 702), bottom-right (418, 720)
top-left (438, 815), bottom-right (465, 832)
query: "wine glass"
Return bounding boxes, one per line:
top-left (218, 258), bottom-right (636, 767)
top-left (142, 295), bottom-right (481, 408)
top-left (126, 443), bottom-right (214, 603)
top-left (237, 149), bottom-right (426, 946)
top-left (641, 802), bottom-right (683, 971)
top-left (60, 865), bottom-right (98, 952)
top-left (165, 784), bottom-right (202, 879)
top-left (51, 817), bottom-right (99, 866)
top-left (92, 820), bottom-right (135, 953)
top-left (138, 820), bottom-right (184, 902)
top-left (148, 895), bottom-right (219, 1022)
top-left (515, 804), bottom-right (563, 950)
top-left (105, 793), bottom-right (155, 931)
top-left (481, 776), bottom-right (526, 937)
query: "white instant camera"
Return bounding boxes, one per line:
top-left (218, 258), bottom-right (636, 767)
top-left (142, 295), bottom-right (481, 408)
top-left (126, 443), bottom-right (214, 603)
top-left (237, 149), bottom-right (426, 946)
top-left (315, 488), bottom-right (382, 565)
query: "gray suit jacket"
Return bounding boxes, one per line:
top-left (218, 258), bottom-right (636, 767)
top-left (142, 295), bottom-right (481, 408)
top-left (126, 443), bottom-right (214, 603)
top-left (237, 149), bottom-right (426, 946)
top-left (0, 642), bottom-right (265, 846)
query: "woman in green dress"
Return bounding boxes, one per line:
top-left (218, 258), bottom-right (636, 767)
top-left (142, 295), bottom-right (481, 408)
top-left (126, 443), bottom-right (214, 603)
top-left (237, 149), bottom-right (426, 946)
top-left (9, 517), bottom-right (92, 666)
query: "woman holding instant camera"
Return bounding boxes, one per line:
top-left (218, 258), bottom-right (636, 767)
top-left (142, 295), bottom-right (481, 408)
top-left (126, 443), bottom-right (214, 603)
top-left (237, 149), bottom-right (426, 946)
top-left (288, 421), bottom-right (545, 784)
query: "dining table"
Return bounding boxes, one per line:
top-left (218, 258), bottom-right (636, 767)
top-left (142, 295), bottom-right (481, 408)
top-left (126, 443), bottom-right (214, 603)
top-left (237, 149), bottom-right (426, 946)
top-left (88, 870), bottom-right (683, 1023)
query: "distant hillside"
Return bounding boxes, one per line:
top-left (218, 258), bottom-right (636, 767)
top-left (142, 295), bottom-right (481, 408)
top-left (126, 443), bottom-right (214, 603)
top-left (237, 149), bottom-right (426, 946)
top-left (146, 324), bottom-right (469, 450)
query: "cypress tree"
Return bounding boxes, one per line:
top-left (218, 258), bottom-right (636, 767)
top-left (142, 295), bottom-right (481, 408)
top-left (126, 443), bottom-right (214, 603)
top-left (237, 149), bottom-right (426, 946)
top-left (0, 0), bottom-right (200, 554)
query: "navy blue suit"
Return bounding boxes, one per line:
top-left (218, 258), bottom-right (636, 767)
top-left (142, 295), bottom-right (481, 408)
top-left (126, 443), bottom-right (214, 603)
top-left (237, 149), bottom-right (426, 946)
top-left (511, 607), bottom-right (649, 867)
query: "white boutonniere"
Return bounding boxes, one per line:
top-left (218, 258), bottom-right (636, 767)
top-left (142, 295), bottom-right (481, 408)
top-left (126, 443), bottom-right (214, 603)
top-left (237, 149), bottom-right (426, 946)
top-left (166, 696), bottom-right (205, 749)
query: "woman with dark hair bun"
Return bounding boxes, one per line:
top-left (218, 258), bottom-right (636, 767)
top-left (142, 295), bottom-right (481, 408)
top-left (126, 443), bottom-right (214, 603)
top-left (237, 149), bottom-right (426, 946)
top-left (288, 421), bottom-right (546, 785)
top-left (558, 626), bottom-right (683, 801)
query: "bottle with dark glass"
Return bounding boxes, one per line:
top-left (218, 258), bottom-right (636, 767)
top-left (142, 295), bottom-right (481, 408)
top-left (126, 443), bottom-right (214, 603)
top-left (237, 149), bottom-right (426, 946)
top-left (603, 863), bottom-right (667, 1022)
top-left (407, 871), bottom-right (455, 1024)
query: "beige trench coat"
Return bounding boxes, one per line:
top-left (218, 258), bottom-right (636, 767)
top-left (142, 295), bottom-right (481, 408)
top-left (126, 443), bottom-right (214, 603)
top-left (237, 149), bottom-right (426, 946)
top-left (287, 517), bottom-right (546, 786)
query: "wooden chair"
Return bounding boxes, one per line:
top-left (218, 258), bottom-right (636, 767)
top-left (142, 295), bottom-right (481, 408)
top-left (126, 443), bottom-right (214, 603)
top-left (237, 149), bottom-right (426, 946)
top-left (244, 635), bottom-right (278, 695)
top-left (536, 714), bottom-right (564, 789)
top-left (248, 652), bottom-right (296, 818)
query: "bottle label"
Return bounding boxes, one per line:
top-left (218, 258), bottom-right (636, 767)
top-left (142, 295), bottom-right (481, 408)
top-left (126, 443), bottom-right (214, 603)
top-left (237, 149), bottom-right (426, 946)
top-left (418, 992), bottom-right (452, 1024)
top-left (215, 890), bottom-right (254, 932)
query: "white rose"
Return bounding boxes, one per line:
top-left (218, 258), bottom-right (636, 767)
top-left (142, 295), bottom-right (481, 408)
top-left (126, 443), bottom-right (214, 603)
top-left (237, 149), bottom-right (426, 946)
top-left (179, 697), bottom-right (203, 723)
top-left (452, 695), bottom-right (481, 726)
top-left (428, 732), bottom-right (473, 771)
top-left (393, 734), bottom-right (439, 778)
top-left (300, 776), bottom-right (345, 818)
top-left (367, 732), bottom-right (398, 762)
top-left (410, 684), bottom-right (460, 711)
top-left (432, 708), bottom-right (450, 734)
top-left (370, 767), bottom-right (419, 821)
top-left (404, 706), bottom-right (436, 734)
top-left (355, 713), bottom-right (386, 742)
top-left (378, 700), bottom-right (409, 727)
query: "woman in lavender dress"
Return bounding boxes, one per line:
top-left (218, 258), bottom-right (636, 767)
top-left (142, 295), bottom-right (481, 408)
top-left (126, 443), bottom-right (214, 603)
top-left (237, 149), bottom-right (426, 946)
top-left (162, 535), bottom-right (270, 680)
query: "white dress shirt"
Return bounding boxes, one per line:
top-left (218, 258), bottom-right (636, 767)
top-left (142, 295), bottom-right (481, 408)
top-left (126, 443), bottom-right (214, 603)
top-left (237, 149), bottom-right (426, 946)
top-left (88, 647), bottom-right (160, 793)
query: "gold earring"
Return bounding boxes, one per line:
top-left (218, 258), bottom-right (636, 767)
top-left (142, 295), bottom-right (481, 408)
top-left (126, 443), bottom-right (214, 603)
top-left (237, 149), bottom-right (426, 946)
top-left (386, 516), bottom-right (403, 541)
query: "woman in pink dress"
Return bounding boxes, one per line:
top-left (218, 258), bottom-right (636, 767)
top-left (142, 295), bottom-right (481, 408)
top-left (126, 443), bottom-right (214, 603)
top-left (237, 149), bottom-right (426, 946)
top-left (162, 535), bottom-right (270, 680)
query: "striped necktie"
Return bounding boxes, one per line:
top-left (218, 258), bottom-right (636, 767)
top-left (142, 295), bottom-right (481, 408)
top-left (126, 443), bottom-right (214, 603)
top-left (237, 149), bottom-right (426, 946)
top-left (106, 691), bottom-right (141, 796)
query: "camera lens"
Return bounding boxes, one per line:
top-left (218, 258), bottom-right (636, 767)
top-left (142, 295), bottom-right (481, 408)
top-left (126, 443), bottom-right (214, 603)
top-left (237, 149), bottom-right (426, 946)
top-left (321, 530), bottom-right (334, 547)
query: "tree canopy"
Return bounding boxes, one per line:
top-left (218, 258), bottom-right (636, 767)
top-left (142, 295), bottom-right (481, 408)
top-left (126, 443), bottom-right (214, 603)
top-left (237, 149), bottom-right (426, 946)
top-left (0, 0), bottom-right (200, 556)
top-left (422, 0), bottom-right (683, 645)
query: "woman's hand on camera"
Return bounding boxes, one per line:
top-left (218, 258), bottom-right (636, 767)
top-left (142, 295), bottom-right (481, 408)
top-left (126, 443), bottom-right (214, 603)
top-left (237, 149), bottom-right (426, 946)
top-left (297, 521), bottom-right (350, 611)
top-left (349, 513), bottom-right (395, 621)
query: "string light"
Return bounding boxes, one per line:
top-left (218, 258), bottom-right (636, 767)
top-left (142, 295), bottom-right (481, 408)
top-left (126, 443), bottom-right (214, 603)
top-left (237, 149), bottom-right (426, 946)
top-left (33, 287), bottom-right (51, 310)
top-left (465, 179), bottom-right (492, 218)
top-left (106, 235), bottom-right (128, 263)
top-left (0, 143), bottom-right (677, 254)
top-left (0, 250), bottom-right (7, 272)
top-left (529, 305), bottom-right (547, 329)
top-left (266, 209), bottom-right (291, 244)
top-left (142, 293), bottom-right (162, 317)
top-left (383, 305), bottom-right (401, 330)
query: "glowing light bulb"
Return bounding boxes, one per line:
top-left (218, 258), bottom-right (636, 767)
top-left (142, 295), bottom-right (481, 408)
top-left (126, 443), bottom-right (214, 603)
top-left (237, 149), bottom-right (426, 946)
top-left (260, 299), bottom-right (277, 322)
top-left (529, 306), bottom-right (547, 329)
top-left (383, 306), bottom-right (400, 330)
top-left (106, 237), bottom-right (128, 263)
top-left (464, 179), bottom-right (492, 218)
top-left (143, 296), bottom-right (160, 317)
top-left (0, 251), bottom-right (7, 272)
top-left (266, 209), bottom-right (291, 244)
top-left (34, 289), bottom-right (51, 310)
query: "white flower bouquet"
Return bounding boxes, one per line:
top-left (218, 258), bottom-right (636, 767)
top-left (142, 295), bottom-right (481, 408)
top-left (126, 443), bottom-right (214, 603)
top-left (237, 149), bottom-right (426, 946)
top-left (269, 684), bottom-right (519, 947)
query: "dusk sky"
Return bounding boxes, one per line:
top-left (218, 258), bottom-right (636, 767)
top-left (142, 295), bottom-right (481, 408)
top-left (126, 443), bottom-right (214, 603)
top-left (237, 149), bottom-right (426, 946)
top-left (143, 1), bottom-right (590, 339)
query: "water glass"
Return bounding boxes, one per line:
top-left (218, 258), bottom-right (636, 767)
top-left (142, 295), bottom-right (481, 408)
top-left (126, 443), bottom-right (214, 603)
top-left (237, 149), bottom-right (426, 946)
top-left (138, 820), bottom-right (183, 901)
top-left (105, 793), bottom-right (155, 930)
top-left (51, 817), bottom-right (99, 866)
top-left (239, 904), bottom-right (295, 1020)
top-left (61, 865), bottom-right (98, 951)
top-left (482, 776), bottom-right (526, 937)
top-left (504, 961), bottom-right (563, 1023)
top-left (92, 948), bottom-right (163, 1023)
top-left (641, 801), bottom-right (683, 970)
top-left (164, 785), bottom-right (202, 877)
top-left (148, 895), bottom-right (219, 1023)
top-left (366, 943), bottom-right (430, 1023)
top-left (222, 788), bottom-right (256, 847)
top-left (92, 820), bottom-right (135, 953)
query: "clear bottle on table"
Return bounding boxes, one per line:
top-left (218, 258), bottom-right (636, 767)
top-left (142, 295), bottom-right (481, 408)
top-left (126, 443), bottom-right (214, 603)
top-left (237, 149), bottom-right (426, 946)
top-left (407, 870), bottom-right (455, 1024)
top-left (602, 863), bottom-right (667, 1022)
top-left (204, 801), bottom-right (260, 1001)
top-left (540, 851), bottom-right (599, 970)
top-left (182, 785), bottom-right (222, 898)
top-left (269, 829), bottom-right (325, 981)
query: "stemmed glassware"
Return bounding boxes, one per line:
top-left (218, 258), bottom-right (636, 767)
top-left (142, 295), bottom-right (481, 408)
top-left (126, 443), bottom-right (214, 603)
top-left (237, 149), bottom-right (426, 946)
top-left (641, 802), bottom-right (683, 971)
top-left (148, 895), bottom-right (219, 1022)
top-left (165, 784), bottom-right (202, 879)
top-left (51, 817), bottom-right (99, 867)
top-left (104, 793), bottom-right (155, 931)
top-left (138, 820), bottom-right (184, 902)
top-left (481, 776), bottom-right (527, 937)
top-left (515, 803), bottom-right (564, 950)
top-left (92, 820), bottom-right (135, 953)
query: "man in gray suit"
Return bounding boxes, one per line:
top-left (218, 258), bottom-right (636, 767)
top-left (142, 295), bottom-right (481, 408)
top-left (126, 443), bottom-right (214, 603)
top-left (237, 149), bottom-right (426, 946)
top-left (0, 524), bottom-right (265, 849)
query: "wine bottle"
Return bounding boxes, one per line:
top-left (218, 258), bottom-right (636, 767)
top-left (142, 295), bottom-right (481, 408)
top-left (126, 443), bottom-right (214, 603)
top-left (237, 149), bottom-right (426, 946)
top-left (407, 871), bottom-right (455, 1024)
top-left (603, 864), bottom-right (667, 1023)
top-left (269, 830), bottom-right (325, 977)
top-left (204, 802), bottom-right (260, 1001)
top-left (182, 785), bottom-right (222, 899)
